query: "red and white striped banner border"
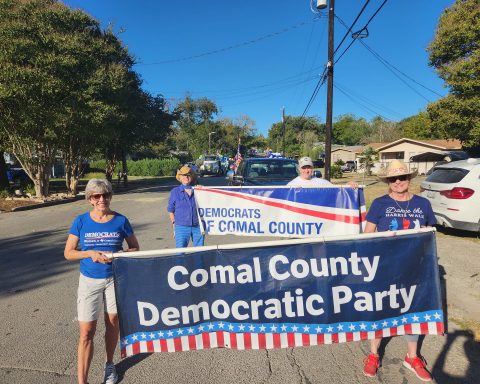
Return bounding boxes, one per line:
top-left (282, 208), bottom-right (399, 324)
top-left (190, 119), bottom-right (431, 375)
top-left (121, 321), bottom-right (444, 357)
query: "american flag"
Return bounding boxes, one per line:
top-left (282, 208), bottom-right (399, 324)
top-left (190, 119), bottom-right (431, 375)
top-left (121, 310), bottom-right (444, 357)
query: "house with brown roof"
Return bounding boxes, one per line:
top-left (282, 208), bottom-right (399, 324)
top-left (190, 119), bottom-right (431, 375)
top-left (366, 138), bottom-right (463, 175)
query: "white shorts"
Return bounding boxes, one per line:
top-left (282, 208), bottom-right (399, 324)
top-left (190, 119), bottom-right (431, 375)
top-left (77, 274), bottom-right (117, 322)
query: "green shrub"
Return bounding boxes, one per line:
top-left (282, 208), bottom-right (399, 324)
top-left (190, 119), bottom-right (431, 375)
top-left (88, 158), bottom-right (181, 177)
top-left (84, 172), bottom-right (106, 179)
top-left (126, 158), bottom-right (181, 177)
top-left (330, 164), bottom-right (343, 179)
top-left (0, 188), bottom-right (11, 198)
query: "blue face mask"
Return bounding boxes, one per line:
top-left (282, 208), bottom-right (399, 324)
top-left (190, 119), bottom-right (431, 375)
top-left (181, 185), bottom-right (193, 190)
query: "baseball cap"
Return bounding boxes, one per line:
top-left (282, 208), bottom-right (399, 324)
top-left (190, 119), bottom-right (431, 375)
top-left (298, 156), bottom-right (313, 168)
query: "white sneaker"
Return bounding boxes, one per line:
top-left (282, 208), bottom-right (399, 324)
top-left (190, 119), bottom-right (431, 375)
top-left (104, 362), bottom-right (118, 384)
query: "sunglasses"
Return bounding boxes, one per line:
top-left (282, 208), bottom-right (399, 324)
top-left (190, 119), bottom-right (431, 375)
top-left (301, 165), bottom-right (313, 169)
top-left (90, 193), bottom-right (111, 201)
top-left (387, 175), bottom-right (409, 183)
top-left (180, 174), bottom-right (192, 177)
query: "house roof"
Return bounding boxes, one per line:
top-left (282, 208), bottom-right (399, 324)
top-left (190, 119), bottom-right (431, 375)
top-left (375, 138), bottom-right (462, 151)
top-left (331, 145), bottom-right (363, 153)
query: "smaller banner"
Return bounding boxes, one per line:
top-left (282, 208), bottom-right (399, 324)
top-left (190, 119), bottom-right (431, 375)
top-left (194, 186), bottom-right (366, 238)
top-left (113, 229), bottom-right (444, 358)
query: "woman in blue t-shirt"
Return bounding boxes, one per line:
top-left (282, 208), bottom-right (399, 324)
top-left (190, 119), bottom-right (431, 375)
top-left (362, 160), bottom-right (435, 382)
top-left (64, 179), bottom-right (139, 384)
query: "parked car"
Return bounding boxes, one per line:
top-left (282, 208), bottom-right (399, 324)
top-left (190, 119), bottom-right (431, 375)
top-left (341, 160), bottom-right (356, 172)
top-left (6, 165), bottom-right (29, 184)
top-left (420, 158), bottom-right (480, 232)
top-left (199, 155), bottom-right (221, 176)
top-left (227, 158), bottom-right (300, 186)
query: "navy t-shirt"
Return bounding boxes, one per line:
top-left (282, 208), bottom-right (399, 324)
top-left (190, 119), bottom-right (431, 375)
top-left (69, 212), bottom-right (134, 278)
top-left (366, 194), bottom-right (436, 232)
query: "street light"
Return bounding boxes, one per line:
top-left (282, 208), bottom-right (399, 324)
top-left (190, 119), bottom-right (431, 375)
top-left (208, 131), bottom-right (216, 153)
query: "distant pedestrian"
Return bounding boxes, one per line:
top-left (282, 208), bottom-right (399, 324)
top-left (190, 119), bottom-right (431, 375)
top-left (168, 165), bottom-right (204, 248)
top-left (362, 159), bottom-right (436, 381)
top-left (64, 179), bottom-right (139, 384)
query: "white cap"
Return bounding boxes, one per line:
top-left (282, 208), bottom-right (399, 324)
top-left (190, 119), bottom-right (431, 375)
top-left (298, 156), bottom-right (313, 168)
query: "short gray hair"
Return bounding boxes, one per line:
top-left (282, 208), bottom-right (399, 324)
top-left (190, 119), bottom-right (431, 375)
top-left (85, 178), bottom-right (113, 200)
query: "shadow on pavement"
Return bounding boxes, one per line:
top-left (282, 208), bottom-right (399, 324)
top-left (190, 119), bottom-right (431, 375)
top-left (115, 353), bottom-right (153, 383)
top-left (432, 330), bottom-right (480, 383)
top-left (0, 223), bottom-right (151, 297)
top-left (0, 228), bottom-right (72, 296)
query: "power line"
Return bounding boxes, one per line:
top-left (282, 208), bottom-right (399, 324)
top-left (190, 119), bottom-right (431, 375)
top-left (301, 66), bottom-right (328, 117)
top-left (334, 0), bottom-right (389, 65)
top-left (137, 17), bottom-right (325, 66)
top-left (333, 0), bottom-right (371, 56)
top-left (300, 0), bottom-right (375, 118)
top-left (334, 15), bottom-right (441, 102)
top-left (334, 82), bottom-right (392, 121)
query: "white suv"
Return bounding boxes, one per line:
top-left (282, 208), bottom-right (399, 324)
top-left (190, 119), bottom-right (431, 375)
top-left (420, 158), bottom-right (480, 232)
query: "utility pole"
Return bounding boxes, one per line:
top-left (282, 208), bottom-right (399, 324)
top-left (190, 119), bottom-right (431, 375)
top-left (324, 0), bottom-right (335, 180)
top-left (282, 107), bottom-right (286, 156)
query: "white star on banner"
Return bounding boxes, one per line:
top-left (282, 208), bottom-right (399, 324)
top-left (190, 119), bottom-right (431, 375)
top-left (238, 324), bottom-right (245, 331)
top-left (259, 325), bottom-right (266, 332)
top-left (167, 331), bottom-right (173, 337)
top-left (177, 329), bottom-right (184, 335)
top-left (218, 322), bottom-right (225, 329)
top-left (132, 335), bottom-right (138, 341)
top-left (434, 312), bottom-right (441, 320)
top-left (149, 333), bottom-right (155, 339)
top-left (270, 325), bottom-right (278, 332)
top-left (315, 326), bottom-right (322, 333)
top-left (382, 321), bottom-right (388, 327)
top-left (303, 325), bottom-right (310, 332)
top-left (141, 333), bottom-right (147, 339)
top-left (228, 324), bottom-right (234, 331)
top-left (281, 324), bottom-right (288, 331)
top-left (158, 332), bottom-right (164, 337)
top-left (327, 326), bottom-right (333, 332)
top-left (198, 325), bottom-right (204, 332)
top-left (337, 324), bottom-right (344, 331)
top-left (291, 325), bottom-right (298, 332)
top-left (208, 323), bottom-right (215, 330)
top-left (188, 328), bottom-right (194, 334)
top-left (249, 325), bottom-right (256, 331)
top-left (412, 315), bottom-right (419, 322)
top-left (392, 320), bottom-right (398, 326)
top-left (401, 317), bottom-right (408, 323)
top-left (371, 323), bottom-right (378, 330)
top-left (359, 323), bottom-right (367, 330)
top-left (424, 314), bottom-right (431, 321)
top-left (349, 324), bottom-right (356, 331)
top-left (122, 339), bottom-right (128, 345)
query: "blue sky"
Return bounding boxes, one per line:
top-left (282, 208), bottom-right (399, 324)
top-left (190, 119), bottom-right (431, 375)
top-left (63, 0), bottom-right (453, 137)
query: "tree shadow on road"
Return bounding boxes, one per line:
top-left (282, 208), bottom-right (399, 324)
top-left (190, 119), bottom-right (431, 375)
top-left (0, 223), bottom-right (151, 297)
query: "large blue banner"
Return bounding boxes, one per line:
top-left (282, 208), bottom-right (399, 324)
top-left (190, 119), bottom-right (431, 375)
top-left (113, 229), bottom-right (444, 357)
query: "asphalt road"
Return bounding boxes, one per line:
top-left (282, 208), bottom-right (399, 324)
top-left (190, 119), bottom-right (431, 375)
top-left (0, 176), bottom-right (479, 384)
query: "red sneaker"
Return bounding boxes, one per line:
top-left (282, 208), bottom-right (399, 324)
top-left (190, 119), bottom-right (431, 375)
top-left (403, 355), bottom-right (432, 382)
top-left (363, 353), bottom-right (380, 377)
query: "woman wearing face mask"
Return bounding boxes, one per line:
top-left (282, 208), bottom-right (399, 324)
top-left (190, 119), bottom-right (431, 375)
top-left (167, 165), bottom-right (204, 248)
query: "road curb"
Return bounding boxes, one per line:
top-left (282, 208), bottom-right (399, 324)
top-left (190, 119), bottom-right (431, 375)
top-left (10, 195), bottom-right (85, 212)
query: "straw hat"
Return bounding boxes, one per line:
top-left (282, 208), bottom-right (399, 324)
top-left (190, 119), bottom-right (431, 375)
top-left (176, 165), bottom-right (197, 183)
top-left (377, 159), bottom-right (417, 182)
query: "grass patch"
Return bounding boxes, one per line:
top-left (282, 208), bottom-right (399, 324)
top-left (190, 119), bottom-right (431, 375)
top-left (449, 317), bottom-right (480, 342)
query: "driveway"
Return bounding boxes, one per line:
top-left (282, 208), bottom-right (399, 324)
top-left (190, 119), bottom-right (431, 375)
top-left (0, 177), bottom-right (478, 383)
